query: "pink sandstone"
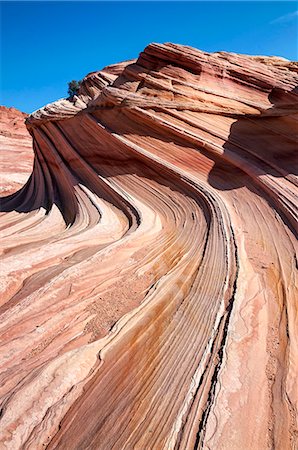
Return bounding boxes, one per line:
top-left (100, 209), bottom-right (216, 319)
top-left (0, 43), bottom-right (297, 449)
top-left (0, 106), bottom-right (33, 196)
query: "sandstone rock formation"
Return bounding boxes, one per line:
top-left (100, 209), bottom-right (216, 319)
top-left (0, 43), bottom-right (297, 449)
top-left (0, 106), bottom-right (33, 195)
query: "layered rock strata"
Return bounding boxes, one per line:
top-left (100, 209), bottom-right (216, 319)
top-left (0, 106), bottom-right (33, 195)
top-left (0, 43), bottom-right (297, 449)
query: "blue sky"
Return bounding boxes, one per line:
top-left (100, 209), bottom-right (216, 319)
top-left (1, 1), bottom-right (297, 113)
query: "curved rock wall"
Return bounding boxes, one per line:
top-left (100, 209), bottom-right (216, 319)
top-left (0, 43), bottom-right (297, 449)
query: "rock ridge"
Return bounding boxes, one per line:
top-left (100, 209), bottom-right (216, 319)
top-left (0, 43), bottom-right (297, 449)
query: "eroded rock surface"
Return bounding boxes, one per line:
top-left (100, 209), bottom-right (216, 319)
top-left (0, 43), bottom-right (297, 449)
top-left (0, 106), bottom-right (33, 195)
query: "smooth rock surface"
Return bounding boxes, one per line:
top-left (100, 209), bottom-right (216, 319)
top-left (0, 43), bottom-right (297, 449)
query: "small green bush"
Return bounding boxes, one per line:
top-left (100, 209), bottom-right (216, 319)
top-left (67, 80), bottom-right (81, 97)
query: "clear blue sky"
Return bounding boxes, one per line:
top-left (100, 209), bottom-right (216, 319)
top-left (1, 1), bottom-right (297, 113)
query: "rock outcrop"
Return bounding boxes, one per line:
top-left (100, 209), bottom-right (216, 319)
top-left (0, 43), bottom-right (297, 449)
top-left (0, 106), bottom-right (33, 195)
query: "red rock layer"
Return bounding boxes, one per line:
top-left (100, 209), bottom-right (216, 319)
top-left (0, 44), bottom-right (297, 449)
top-left (0, 106), bottom-right (33, 195)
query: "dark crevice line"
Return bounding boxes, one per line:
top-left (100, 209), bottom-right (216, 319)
top-left (193, 224), bottom-right (239, 449)
top-left (171, 197), bottom-right (230, 449)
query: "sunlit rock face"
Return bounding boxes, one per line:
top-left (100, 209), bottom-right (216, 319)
top-left (0, 106), bottom-right (33, 195)
top-left (0, 43), bottom-right (297, 449)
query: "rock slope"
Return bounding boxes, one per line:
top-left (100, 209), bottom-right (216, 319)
top-left (0, 106), bottom-right (33, 195)
top-left (0, 43), bottom-right (297, 449)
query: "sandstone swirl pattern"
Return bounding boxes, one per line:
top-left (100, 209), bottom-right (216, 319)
top-left (0, 43), bottom-right (297, 449)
